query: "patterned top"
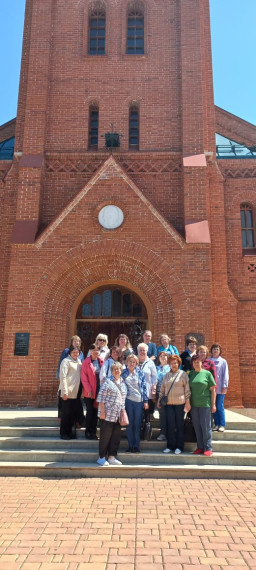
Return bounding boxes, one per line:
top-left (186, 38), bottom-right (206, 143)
top-left (202, 358), bottom-right (217, 384)
top-left (156, 364), bottom-right (170, 395)
top-left (122, 366), bottom-right (148, 403)
top-left (96, 378), bottom-right (127, 422)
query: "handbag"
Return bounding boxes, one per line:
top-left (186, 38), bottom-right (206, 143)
top-left (184, 411), bottom-right (197, 442)
top-left (159, 371), bottom-right (180, 406)
top-left (117, 384), bottom-right (129, 426)
top-left (120, 408), bottom-right (129, 426)
top-left (142, 420), bottom-right (152, 441)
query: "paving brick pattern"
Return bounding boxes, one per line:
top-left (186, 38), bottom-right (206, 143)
top-left (0, 477), bottom-right (256, 569)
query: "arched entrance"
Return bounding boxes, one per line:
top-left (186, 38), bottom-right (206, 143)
top-left (75, 284), bottom-right (148, 349)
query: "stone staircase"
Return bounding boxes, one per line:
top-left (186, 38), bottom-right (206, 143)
top-left (0, 408), bottom-right (255, 479)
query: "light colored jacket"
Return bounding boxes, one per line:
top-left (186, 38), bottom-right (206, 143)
top-left (59, 356), bottom-right (82, 399)
top-left (159, 370), bottom-right (190, 406)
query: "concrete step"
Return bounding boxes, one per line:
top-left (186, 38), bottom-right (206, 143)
top-left (0, 436), bottom-right (255, 454)
top-left (0, 461), bottom-right (256, 480)
top-left (0, 448), bottom-right (256, 466)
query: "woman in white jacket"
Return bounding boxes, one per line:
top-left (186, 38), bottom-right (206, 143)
top-left (59, 346), bottom-right (82, 439)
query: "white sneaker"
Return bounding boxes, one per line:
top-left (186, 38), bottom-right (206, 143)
top-left (157, 434), bottom-right (167, 441)
top-left (218, 426), bottom-right (225, 432)
top-left (97, 457), bottom-right (109, 466)
top-left (212, 425), bottom-right (219, 431)
top-left (174, 448), bottom-right (182, 455)
top-left (163, 448), bottom-right (171, 453)
top-left (108, 457), bottom-right (122, 465)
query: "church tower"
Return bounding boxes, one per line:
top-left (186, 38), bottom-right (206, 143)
top-left (1, 0), bottom-right (256, 406)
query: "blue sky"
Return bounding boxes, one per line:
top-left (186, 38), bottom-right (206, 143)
top-left (0, 0), bottom-right (255, 127)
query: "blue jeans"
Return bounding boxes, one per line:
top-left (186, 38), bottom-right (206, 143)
top-left (213, 394), bottom-right (226, 427)
top-left (191, 407), bottom-right (212, 451)
top-left (125, 399), bottom-right (143, 449)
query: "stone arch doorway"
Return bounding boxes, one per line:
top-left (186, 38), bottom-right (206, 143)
top-left (75, 284), bottom-right (148, 350)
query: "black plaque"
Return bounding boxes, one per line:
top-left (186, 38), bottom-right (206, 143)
top-left (14, 333), bottom-right (30, 356)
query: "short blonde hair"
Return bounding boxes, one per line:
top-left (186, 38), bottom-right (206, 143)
top-left (111, 361), bottom-right (123, 373)
top-left (196, 345), bottom-right (209, 356)
top-left (126, 354), bottom-right (139, 365)
top-left (95, 333), bottom-right (108, 345)
top-left (137, 343), bottom-right (149, 352)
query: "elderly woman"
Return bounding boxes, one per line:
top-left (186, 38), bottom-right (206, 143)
top-left (137, 342), bottom-right (157, 425)
top-left (99, 345), bottom-right (121, 383)
top-left (156, 351), bottom-right (170, 441)
top-left (114, 333), bottom-right (133, 364)
top-left (122, 354), bottom-right (149, 453)
top-left (210, 343), bottom-right (229, 432)
top-left (81, 344), bottom-right (104, 440)
top-left (196, 345), bottom-right (217, 384)
top-left (96, 362), bottom-right (127, 466)
top-left (189, 354), bottom-right (216, 456)
top-left (180, 336), bottom-right (198, 373)
top-left (56, 335), bottom-right (84, 424)
top-left (157, 333), bottom-right (179, 360)
top-left (59, 346), bottom-right (82, 440)
top-left (158, 354), bottom-right (191, 454)
top-left (87, 333), bottom-right (109, 361)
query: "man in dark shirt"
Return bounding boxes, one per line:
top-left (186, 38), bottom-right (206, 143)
top-left (136, 330), bottom-right (157, 361)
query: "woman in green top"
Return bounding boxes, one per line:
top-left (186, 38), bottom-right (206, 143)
top-left (189, 354), bottom-right (216, 456)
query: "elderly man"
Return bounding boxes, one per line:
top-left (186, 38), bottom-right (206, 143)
top-left (136, 330), bottom-right (157, 361)
top-left (137, 343), bottom-right (157, 429)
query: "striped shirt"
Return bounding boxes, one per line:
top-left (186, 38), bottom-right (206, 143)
top-left (96, 378), bottom-right (127, 423)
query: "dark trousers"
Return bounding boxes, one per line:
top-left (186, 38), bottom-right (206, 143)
top-left (58, 382), bottom-right (85, 425)
top-left (126, 399), bottom-right (143, 449)
top-left (144, 398), bottom-right (155, 422)
top-left (84, 397), bottom-right (98, 436)
top-left (60, 399), bottom-right (77, 438)
top-left (166, 404), bottom-right (185, 451)
top-left (191, 407), bottom-right (212, 451)
top-left (99, 419), bottom-right (121, 458)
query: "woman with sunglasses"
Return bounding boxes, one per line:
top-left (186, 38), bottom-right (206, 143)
top-left (87, 333), bottom-right (110, 361)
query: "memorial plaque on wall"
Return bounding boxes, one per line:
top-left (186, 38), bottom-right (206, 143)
top-left (14, 333), bottom-right (30, 356)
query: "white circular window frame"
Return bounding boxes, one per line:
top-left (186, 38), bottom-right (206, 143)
top-left (98, 205), bottom-right (124, 230)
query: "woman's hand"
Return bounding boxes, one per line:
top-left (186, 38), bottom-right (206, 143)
top-left (221, 389), bottom-right (227, 395)
top-left (144, 403), bottom-right (149, 410)
top-left (88, 390), bottom-right (93, 398)
top-left (100, 410), bottom-right (106, 420)
top-left (211, 404), bottom-right (216, 413)
top-left (157, 401), bottom-right (161, 409)
top-left (62, 394), bottom-right (68, 401)
top-left (184, 401), bottom-right (191, 413)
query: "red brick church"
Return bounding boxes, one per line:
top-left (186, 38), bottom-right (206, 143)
top-left (0, 0), bottom-right (255, 407)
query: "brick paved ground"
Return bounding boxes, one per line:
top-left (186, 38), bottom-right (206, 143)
top-left (0, 477), bottom-right (256, 570)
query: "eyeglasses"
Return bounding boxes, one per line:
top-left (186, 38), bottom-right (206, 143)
top-left (98, 338), bottom-right (106, 342)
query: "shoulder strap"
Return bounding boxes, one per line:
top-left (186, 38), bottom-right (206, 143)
top-left (166, 370), bottom-right (181, 396)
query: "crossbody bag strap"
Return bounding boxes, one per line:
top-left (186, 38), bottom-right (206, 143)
top-left (166, 370), bottom-right (181, 397)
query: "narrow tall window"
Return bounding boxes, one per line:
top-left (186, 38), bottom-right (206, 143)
top-left (240, 203), bottom-right (255, 248)
top-left (129, 105), bottom-right (139, 149)
top-left (89, 106), bottom-right (99, 148)
top-left (89, 7), bottom-right (106, 55)
top-left (127, 6), bottom-right (144, 54)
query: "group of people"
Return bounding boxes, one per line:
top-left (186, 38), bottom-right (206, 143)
top-left (57, 330), bottom-right (229, 466)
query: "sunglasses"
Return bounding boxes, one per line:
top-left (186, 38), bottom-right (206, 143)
top-left (98, 339), bottom-right (106, 342)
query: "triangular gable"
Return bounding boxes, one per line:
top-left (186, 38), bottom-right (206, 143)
top-left (35, 155), bottom-right (185, 248)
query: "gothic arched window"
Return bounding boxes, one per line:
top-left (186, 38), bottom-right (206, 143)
top-left (240, 203), bottom-right (255, 249)
top-left (127, 3), bottom-right (144, 54)
top-left (89, 4), bottom-right (106, 55)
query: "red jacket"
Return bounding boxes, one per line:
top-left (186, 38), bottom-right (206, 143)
top-left (81, 356), bottom-right (104, 404)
